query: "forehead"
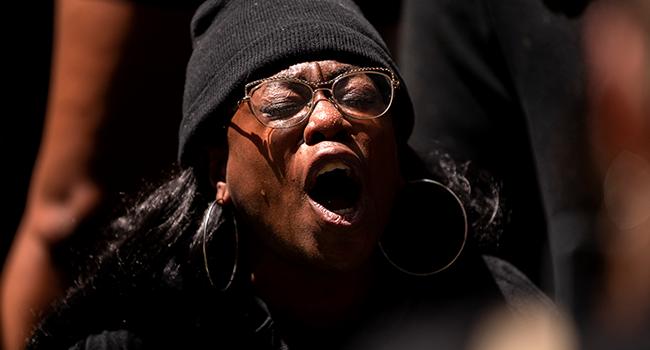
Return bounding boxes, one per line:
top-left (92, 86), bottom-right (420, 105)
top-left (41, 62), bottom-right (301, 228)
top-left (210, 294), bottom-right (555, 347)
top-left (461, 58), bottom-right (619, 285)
top-left (271, 60), bottom-right (360, 82)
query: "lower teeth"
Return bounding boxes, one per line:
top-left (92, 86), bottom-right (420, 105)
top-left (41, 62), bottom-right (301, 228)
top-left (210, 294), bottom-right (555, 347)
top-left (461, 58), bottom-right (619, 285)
top-left (332, 207), bottom-right (353, 215)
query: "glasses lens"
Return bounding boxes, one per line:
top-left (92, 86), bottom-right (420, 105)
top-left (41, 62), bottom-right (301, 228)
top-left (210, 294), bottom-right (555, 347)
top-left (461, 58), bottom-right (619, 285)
top-left (332, 72), bottom-right (393, 119)
top-left (249, 80), bottom-right (312, 128)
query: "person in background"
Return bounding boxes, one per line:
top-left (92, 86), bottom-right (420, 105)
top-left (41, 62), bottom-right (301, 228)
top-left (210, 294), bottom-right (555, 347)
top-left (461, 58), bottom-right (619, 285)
top-left (400, 0), bottom-right (650, 348)
top-left (398, 0), bottom-right (599, 318)
top-left (582, 0), bottom-right (650, 347)
top-left (0, 1), bottom-right (197, 349)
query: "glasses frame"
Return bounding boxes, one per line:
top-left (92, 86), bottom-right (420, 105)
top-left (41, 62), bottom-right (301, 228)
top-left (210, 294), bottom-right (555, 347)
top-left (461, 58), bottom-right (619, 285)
top-left (237, 67), bottom-right (400, 129)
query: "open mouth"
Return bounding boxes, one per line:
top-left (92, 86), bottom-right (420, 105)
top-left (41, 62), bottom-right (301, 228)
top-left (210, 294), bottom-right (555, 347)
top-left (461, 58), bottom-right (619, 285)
top-left (308, 162), bottom-right (361, 215)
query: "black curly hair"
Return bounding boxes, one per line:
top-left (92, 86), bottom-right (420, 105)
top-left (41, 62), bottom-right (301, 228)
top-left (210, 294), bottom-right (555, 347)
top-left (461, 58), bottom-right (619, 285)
top-left (26, 140), bottom-right (506, 349)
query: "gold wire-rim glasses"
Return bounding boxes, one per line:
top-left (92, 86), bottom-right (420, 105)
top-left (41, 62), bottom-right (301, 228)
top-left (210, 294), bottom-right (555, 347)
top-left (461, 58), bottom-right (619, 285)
top-left (237, 67), bottom-right (400, 129)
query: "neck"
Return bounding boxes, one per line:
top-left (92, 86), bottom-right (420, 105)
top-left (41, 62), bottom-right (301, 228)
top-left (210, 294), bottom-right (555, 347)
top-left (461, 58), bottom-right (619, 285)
top-left (248, 235), bottom-right (374, 330)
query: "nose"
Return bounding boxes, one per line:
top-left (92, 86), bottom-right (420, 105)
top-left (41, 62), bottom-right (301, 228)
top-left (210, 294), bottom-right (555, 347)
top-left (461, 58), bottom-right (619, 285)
top-left (303, 90), bottom-right (352, 145)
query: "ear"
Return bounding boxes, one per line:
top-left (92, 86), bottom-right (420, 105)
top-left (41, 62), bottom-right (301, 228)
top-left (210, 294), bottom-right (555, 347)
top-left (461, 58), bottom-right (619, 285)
top-left (201, 145), bottom-right (232, 206)
top-left (216, 181), bottom-right (232, 206)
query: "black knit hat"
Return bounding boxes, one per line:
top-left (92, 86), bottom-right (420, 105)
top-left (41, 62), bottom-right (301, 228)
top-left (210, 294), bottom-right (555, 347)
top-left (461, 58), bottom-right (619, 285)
top-left (179, 0), bottom-right (414, 171)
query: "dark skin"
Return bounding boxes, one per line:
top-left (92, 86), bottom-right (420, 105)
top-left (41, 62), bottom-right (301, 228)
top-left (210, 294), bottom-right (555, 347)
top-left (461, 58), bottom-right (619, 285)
top-left (0, 1), bottom-right (191, 349)
top-left (210, 60), bottom-right (403, 329)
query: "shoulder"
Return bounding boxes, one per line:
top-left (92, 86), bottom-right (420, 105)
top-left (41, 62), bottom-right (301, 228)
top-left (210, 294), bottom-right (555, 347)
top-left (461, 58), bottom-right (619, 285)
top-left (69, 330), bottom-right (143, 350)
top-left (482, 255), bottom-right (558, 318)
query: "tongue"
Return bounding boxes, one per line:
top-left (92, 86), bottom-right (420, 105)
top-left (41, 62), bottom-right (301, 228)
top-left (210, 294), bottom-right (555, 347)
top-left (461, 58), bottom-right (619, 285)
top-left (309, 169), bottom-right (360, 211)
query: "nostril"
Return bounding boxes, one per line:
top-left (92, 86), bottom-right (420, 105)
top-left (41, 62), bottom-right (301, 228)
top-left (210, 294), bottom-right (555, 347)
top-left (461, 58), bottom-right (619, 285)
top-left (334, 129), bottom-right (348, 141)
top-left (311, 131), bottom-right (326, 144)
top-left (307, 128), bottom-right (349, 145)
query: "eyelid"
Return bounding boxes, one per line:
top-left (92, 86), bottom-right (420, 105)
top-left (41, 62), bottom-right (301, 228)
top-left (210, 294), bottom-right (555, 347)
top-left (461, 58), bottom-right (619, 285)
top-left (240, 68), bottom-right (397, 110)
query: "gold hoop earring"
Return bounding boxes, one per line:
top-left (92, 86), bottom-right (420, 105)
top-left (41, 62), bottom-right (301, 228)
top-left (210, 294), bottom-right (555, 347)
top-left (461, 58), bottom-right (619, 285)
top-left (202, 199), bottom-right (239, 291)
top-left (379, 179), bottom-right (468, 276)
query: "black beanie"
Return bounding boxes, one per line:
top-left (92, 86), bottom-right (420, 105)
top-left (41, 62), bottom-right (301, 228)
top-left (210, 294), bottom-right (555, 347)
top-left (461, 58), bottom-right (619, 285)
top-left (178, 0), bottom-right (414, 171)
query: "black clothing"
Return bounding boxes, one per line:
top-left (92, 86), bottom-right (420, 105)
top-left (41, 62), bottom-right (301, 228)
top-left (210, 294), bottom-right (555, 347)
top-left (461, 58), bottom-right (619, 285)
top-left (68, 254), bottom-right (552, 350)
top-left (399, 0), bottom-right (602, 315)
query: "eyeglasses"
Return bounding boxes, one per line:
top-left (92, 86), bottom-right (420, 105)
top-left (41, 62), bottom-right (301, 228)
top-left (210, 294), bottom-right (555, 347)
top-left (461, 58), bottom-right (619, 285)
top-left (238, 67), bottom-right (399, 129)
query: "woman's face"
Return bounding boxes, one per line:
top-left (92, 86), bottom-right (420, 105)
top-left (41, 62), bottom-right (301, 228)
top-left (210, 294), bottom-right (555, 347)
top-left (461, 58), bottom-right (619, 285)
top-left (220, 60), bottom-right (402, 272)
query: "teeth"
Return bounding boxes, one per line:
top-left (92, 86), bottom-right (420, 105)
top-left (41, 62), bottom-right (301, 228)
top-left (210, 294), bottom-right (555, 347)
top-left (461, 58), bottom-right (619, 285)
top-left (332, 207), bottom-right (354, 214)
top-left (313, 162), bottom-right (356, 215)
top-left (317, 162), bottom-right (351, 177)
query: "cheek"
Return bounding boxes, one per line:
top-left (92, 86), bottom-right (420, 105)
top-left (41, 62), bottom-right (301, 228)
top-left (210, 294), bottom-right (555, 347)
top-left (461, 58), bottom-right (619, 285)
top-left (362, 122), bottom-right (402, 218)
top-left (225, 128), bottom-right (271, 218)
top-left (364, 122), bottom-right (401, 181)
top-left (226, 148), bottom-right (263, 213)
top-left (224, 128), bottom-right (303, 233)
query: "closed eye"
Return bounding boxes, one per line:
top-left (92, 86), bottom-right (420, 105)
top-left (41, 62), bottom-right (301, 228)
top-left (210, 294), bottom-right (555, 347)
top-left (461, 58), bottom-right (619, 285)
top-left (260, 101), bottom-right (306, 120)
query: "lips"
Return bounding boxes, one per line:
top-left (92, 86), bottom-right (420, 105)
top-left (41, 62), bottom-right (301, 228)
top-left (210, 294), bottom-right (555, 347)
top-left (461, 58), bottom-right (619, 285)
top-left (305, 149), bottom-right (364, 224)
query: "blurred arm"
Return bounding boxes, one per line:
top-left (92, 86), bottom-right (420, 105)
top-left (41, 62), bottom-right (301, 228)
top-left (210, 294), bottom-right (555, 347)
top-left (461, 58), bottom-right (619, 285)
top-left (584, 0), bottom-right (650, 338)
top-left (0, 0), bottom-right (193, 349)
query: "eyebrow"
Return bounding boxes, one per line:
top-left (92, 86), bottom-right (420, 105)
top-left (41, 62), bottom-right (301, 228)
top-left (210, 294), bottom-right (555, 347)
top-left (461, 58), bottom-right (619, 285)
top-left (283, 64), bottom-right (361, 82)
top-left (323, 64), bottom-right (360, 80)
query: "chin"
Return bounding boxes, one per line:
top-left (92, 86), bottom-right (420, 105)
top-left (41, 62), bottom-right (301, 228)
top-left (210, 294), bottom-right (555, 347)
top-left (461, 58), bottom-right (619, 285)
top-left (305, 230), bottom-right (379, 272)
